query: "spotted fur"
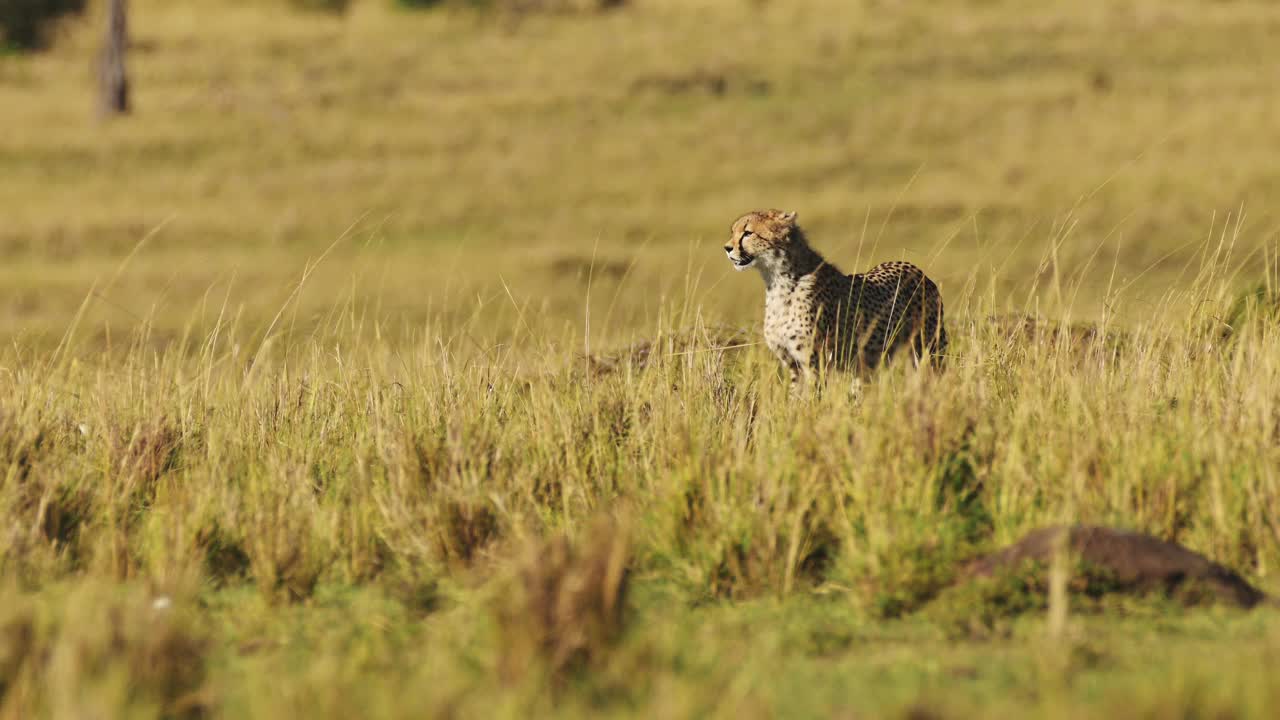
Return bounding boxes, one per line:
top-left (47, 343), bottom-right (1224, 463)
top-left (725, 209), bottom-right (947, 388)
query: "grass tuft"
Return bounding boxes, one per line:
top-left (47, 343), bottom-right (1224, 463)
top-left (498, 516), bottom-right (631, 686)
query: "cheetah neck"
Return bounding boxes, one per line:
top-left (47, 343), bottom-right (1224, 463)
top-left (757, 243), bottom-right (826, 290)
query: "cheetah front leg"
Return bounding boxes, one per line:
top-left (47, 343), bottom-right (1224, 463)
top-left (772, 346), bottom-right (807, 395)
top-left (792, 361), bottom-right (819, 397)
top-left (788, 363), bottom-right (804, 396)
top-left (790, 346), bottom-right (822, 398)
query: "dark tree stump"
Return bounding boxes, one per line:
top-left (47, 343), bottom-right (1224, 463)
top-left (98, 0), bottom-right (129, 117)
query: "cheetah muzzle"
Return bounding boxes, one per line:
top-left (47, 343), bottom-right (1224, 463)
top-left (726, 209), bottom-right (948, 389)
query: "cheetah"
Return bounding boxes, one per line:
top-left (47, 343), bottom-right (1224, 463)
top-left (725, 209), bottom-right (947, 389)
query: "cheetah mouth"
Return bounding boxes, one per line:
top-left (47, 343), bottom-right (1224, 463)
top-left (730, 254), bottom-right (755, 269)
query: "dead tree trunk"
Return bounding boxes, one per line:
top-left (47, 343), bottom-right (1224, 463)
top-left (98, 0), bottom-right (129, 117)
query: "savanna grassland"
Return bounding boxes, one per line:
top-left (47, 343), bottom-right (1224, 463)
top-left (3, 0), bottom-right (1280, 717)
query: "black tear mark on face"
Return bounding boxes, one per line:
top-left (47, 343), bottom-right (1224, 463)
top-left (728, 229), bottom-right (755, 266)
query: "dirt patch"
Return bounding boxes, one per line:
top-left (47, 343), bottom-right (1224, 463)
top-left (494, 0), bottom-right (626, 14)
top-left (964, 525), bottom-right (1269, 609)
top-left (630, 68), bottom-right (770, 97)
top-left (985, 314), bottom-right (1129, 358)
top-left (547, 255), bottom-right (629, 283)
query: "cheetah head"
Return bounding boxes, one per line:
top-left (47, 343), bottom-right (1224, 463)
top-left (726, 209), bottom-right (800, 272)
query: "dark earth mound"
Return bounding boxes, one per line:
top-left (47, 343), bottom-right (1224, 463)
top-left (965, 525), bottom-right (1271, 608)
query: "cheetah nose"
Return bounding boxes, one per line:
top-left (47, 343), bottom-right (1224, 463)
top-left (724, 246), bottom-right (733, 253)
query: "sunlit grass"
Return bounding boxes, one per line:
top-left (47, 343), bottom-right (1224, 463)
top-left (1, 233), bottom-right (1278, 715)
top-left (4, 0), bottom-right (1280, 716)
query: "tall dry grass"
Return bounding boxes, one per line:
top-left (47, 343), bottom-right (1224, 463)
top-left (5, 0), bottom-right (1280, 715)
top-left (1, 224), bottom-right (1277, 715)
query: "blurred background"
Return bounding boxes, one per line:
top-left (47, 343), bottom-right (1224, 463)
top-left (3, 0), bottom-right (1278, 353)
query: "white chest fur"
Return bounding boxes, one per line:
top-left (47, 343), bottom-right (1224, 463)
top-left (762, 274), bottom-right (816, 362)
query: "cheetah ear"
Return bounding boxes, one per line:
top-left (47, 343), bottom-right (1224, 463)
top-left (780, 210), bottom-right (798, 224)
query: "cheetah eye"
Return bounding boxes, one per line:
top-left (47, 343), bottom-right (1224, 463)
top-left (740, 231), bottom-right (753, 241)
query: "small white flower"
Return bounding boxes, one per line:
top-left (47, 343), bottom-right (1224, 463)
top-left (78, 423), bottom-right (89, 436)
top-left (152, 595), bottom-right (172, 611)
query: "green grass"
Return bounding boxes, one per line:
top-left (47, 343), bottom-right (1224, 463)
top-left (3, 0), bottom-right (1280, 717)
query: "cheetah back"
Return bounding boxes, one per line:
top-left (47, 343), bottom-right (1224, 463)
top-left (827, 261), bottom-right (947, 371)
